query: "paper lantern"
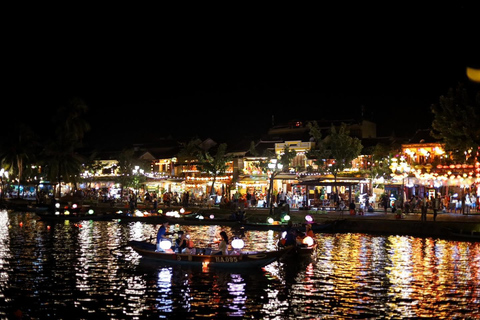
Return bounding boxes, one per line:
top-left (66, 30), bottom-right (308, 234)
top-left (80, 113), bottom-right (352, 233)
top-left (231, 238), bottom-right (245, 249)
top-left (159, 240), bottom-right (172, 250)
top-left (303, 236), bottom-right (314, 246)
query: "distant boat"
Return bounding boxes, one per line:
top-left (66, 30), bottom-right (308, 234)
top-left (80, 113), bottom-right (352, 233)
top-left (128, 240), bottom-right (292, 268)
top-left (36, 211), bottom-right (115, 222)
top-left (116, 212), bottom-right (242, 226)
top-left (240, 220), bottom-right (337, 232)
top-left (443, 228), bottom-right (480, 241)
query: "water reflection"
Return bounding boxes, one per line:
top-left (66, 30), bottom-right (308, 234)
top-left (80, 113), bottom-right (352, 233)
top-left (0, 212), bottom-right (479, 319)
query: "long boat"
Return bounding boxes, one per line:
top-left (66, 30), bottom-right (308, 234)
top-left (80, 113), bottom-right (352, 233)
top-left (116, 213), bottom-right (242, 226)
top-left (128, 240), bottom-right (293, 268)
top-left (443, 228), bottom-right (480, 241)
top-left (239, 220), bottom-right (336, 232)
top-left (36, 211), bottom-right (116, 222)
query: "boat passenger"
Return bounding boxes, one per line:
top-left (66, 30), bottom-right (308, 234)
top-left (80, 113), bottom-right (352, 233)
top-left (156, 221), bottom-right (170, 252)
top-left (305, 224), bottom-right (314, 238)
top-left (175, 231), bottom-right (188, 253)
top-left (214, 231), bottom-right (229, 255)
top-left (284, 228), bottom-right (297, 246)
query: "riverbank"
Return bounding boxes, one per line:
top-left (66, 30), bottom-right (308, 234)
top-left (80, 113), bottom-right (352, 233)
top-left (5, 198), bottom-right (480, 239)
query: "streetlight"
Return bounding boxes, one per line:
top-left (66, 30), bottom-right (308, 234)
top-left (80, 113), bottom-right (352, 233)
top-left (267, 159), bottom-right (283, 216)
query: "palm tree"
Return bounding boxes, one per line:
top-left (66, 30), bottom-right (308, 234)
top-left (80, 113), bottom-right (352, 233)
top-left (0, 123), bottom-right (38, 198)
top-left (42, 98), bottom-right (90, 198)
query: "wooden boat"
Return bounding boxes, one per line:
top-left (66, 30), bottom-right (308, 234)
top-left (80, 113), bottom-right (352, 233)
top-left (128, 240), bottom-right (293, 268)
top-left (294, 242), bottom-right (317, 256)
top-left (240, 220), bottom-right (335, 232)
top-left (443, 228), bottom-right (480, 241)
top-left (36, 211), bottom-right (116, 222)
top-left (116, 213), bottom-right (242, 226)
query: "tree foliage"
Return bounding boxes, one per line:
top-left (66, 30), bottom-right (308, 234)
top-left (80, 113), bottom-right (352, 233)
top-left (430, 83), bottom-right (480, 162)
top-left (196, 143), bottom-right (232, 196)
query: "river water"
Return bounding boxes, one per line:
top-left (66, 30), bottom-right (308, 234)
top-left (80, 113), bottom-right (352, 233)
top-left (0, 210), bottom-right (479, 319)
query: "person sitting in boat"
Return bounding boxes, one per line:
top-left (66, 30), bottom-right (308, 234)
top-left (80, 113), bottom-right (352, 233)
top-left (156, 221), bottom-right (170, 252)
top-left (213, 231), bottom-right (229, 255)
top-left (175, 231), bottom-right (188, 253)
top-left (305, 224), bottom-right (314, 238)
top-left (284, 228), bottom-right (297, 247)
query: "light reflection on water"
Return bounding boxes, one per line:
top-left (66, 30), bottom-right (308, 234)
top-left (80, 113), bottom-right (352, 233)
top-left (0, 210), bottom-right (479, 319)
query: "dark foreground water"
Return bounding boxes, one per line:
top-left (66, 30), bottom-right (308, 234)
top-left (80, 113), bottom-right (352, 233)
top-left (0, 210), bottom-right (479, 319)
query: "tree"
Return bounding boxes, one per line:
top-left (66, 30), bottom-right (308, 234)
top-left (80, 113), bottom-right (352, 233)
top-left (430, 83), bottom-right (480, 162)
top-left (279, 145), bottom-right (297, 171)
top-left (0, 123), bottom-right (38, 198)
top-left (115, 148), bottom-right (147, 193)
top-left (307, 122), bottom-right (363, 199)
top-left (196, 143), bottom-right (232, 197)
top-left (42, 98), bottom-right (90, 197)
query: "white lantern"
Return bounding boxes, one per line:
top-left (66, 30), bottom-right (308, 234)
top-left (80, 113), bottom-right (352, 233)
top-left (180, 208), bottom-right (185, 214)
top-left (303, 236), bottom-right (314, 246)
top-left (305, 215), bottom-right (314, 222)
top-left (283, 214), bottom-right (290, 221)
top-left (209, 214), bottom-right (215, 219)
top-left (267, 217), bottom-right (274, 224)
top-left (55, 203), bottom-right (60, 209)
top-left (88, 209), bottom-right (94, 215)
top-left (231, 238), bottom-right (245, 249)
top-left (159, 240), bottom-right (172, 250)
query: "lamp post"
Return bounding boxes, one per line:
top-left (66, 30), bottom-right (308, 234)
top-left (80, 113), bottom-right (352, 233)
top-left (267, 159), bottom-right (283, 216)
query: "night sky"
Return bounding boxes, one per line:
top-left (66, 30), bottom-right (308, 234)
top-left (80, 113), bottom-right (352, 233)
top-left (3, 3), bottom-right (479, 149)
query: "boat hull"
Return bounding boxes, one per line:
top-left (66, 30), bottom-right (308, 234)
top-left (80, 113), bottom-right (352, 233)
top-left (240, 221), bottom-right (335, 232)
top-left (128, 240), bottom-right (291, 268)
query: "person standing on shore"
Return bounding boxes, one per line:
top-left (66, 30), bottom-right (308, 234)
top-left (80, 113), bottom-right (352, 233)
top-left (421, 197), bottom-right (427, 221)
top-left (433, 194), bottom-right (440, 221)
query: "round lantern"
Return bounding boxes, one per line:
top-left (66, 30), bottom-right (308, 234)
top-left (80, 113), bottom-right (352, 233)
top-left (305, 215), bottom-right (314, 223)
top-left (159, 240), bottom-right (172, 250)
top-left (231, 238), bottom-right (245, 249)
top-left (267, 217), bottom-right (274, 224)
top-left (283, 214), bottom-right (291, 221)
top-left (303, 236), bottom-right (314, 246)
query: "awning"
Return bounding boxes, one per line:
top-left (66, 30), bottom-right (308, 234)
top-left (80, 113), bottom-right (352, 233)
top-left (239, 175), bottom-right (268, 183)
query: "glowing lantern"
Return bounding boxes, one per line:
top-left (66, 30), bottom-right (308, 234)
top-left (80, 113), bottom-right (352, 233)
top-left (210, 214), bottom-right (215, 219)
top-left (159, 240), bottom-right (172, 250)
top-left (267, 217), bottom-right (274, 224)
top-left (283, 215), bottom-right (290, 221)
top-left (303, 236), bottom-right (314, 246)
top-left (72, 204), bottom-right (78, 209)
top-left (180, 208), bottom-right (185, 214)
top-left (467, 66), bottom-right (480, 83)
top-left (305, 215), bottom-right (314, 222)
top-left (55, 203), bottom-right (60, 209)
top-left (231, 238), bottom-right (245, 249)
top-left (88, 209), bottom-right (94, 215)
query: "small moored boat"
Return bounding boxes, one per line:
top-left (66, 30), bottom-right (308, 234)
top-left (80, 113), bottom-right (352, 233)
top-left (128, 240), bottom-right (292, 268)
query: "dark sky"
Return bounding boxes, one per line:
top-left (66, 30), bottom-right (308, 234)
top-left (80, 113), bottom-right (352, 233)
top-left (4, 3), bottom-right (479, 148)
